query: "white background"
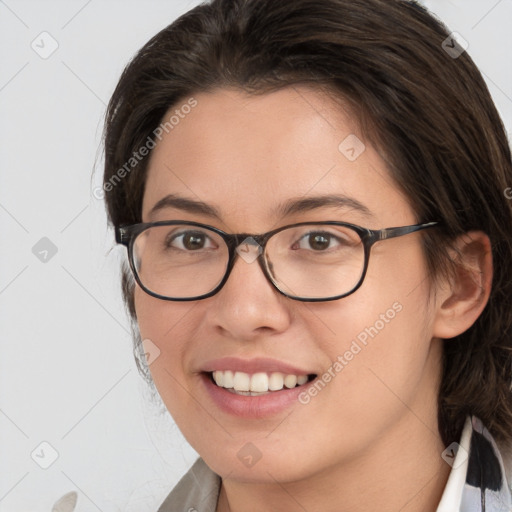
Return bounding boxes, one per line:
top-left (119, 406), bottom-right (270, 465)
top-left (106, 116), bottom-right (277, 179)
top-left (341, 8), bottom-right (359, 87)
top-left (0, 1), bottom-right (511, 511)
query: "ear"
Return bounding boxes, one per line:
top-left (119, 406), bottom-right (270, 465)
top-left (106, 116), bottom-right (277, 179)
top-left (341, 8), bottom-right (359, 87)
top-left (432, 231), bottom-right (493, 339)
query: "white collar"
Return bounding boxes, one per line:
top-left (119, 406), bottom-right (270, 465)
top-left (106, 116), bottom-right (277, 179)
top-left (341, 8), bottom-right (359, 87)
top-left (437, 416), bottom-right (512, 512)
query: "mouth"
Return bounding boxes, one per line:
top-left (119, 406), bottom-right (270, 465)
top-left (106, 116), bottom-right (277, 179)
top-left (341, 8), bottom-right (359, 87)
top-left (199, 357), bottom-right (320, 418)
top-left (206, 370), bottom-right (317, 396)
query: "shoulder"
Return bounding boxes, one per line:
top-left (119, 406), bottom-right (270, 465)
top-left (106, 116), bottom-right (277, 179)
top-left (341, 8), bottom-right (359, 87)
top-left (157, 458), bottom-right (221, 512)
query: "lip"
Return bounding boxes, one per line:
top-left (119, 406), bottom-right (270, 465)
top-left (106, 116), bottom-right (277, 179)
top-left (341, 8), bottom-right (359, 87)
top-left (200, 372), bottom-right (315, 418)
top-left (198, 357), bottom-right (317, 419)
top-left (200, 356), bottom-right (313, 375)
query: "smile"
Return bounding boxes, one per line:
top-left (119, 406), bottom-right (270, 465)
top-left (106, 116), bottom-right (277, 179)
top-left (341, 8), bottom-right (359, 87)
top-left (199, 357), bottom-right (319, 417)
top-left (210, 370), bottom-right (316, 395)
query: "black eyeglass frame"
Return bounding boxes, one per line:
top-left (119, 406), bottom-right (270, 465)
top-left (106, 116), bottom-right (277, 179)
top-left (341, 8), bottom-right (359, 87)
top-left (116, 220), bottom-right (439, 302)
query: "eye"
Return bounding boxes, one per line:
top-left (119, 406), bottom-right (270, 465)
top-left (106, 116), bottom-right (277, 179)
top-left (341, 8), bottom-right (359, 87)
top-left (293, 231), bottom-right (349, 251)
top-left (167, 230), bottom-right (217, 251)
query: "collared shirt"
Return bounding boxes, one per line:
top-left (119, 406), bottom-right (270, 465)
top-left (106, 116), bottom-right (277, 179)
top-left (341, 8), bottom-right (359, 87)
top-left (158, 416), bottom-right (512, 512)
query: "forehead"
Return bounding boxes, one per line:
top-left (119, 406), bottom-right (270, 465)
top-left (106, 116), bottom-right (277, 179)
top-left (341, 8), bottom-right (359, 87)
top-left (142, 86), bottom-right (413, 229)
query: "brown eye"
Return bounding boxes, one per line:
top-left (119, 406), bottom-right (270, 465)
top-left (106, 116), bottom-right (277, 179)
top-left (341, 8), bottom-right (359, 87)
top-left (182, 232), bottom-right (206, 250)
top-left (293, 231), bottom-right (337, 251)
top-left (308, 233), bottom-right (330, 251)
top-left (167, 230), bottom-right (215, 251)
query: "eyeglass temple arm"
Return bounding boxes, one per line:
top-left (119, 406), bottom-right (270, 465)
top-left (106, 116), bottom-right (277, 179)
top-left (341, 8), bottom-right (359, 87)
top-left (374, 221), bottom-right (439, 241)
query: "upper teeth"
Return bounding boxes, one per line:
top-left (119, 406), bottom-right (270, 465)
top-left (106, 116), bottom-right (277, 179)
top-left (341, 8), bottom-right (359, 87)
top-left (212, 370), bottom-right (309, 393)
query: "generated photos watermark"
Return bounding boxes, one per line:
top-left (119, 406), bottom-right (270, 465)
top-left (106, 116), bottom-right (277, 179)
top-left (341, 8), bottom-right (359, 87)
top-left (93, 97), bottom-right (198, 200)
top-left (298, 301), bottom-right (403, 404)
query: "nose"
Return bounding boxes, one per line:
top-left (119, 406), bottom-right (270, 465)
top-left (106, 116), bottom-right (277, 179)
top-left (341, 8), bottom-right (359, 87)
top-left (206, 244), bottom-right (292, 340)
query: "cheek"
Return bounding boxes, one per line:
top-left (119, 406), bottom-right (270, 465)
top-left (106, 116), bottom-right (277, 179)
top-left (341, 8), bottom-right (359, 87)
top-left (134, 287), bottom-right (197, 412)
top-left (294, 281), bottom-right (436, 470)
top-left (317, 241), bottom-right (436, 421)
top-left (359, 240), bottom-right (434, 371)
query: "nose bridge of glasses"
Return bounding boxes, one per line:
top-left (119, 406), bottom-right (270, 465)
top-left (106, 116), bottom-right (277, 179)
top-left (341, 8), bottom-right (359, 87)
top-left (223, 234), bottom-right (282, 300)
top-left (233, 234), bottom-right (264, 265)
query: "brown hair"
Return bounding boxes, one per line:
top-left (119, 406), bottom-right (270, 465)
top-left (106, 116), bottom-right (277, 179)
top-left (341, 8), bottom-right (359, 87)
top-left (102, 0), bottom-right (512, 446)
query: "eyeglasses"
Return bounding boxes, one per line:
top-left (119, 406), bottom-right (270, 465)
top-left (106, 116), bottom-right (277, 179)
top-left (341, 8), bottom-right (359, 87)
top-left (115, 220), bottom-right (438, 302)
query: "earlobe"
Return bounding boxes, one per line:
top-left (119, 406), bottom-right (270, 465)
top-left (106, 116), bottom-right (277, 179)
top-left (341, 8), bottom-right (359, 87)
top-left (432, 231), bottom-right (493, 339)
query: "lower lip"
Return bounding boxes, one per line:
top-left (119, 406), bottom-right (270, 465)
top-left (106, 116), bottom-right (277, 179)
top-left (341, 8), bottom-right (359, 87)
top-left (200, 373), bottom-right (311, 419)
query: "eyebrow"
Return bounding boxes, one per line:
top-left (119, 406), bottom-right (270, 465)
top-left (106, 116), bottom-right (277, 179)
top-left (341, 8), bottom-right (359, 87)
top-left (274, 194), bottom-right (374, 219)
top-left (149, 193), bottom-right (373, 221)
top-left (149, 194), bottom-right (222, 220)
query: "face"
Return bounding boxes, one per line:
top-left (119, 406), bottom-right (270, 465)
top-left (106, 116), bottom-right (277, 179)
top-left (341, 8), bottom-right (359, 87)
top-left (135, 87), bottom-right (443, 483)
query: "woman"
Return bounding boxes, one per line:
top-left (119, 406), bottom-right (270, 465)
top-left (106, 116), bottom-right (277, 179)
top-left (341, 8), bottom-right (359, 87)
top-left (102, 0), bottom-right (512, 510)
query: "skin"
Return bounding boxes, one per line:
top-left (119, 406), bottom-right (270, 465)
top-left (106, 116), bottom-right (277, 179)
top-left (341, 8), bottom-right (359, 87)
top-left (135, 86), bottom-right (492, 512)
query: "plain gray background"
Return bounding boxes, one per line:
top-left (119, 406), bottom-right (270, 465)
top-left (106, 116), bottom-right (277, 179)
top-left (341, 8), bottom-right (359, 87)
top-left (1, 1), bottom-right (511, 510)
